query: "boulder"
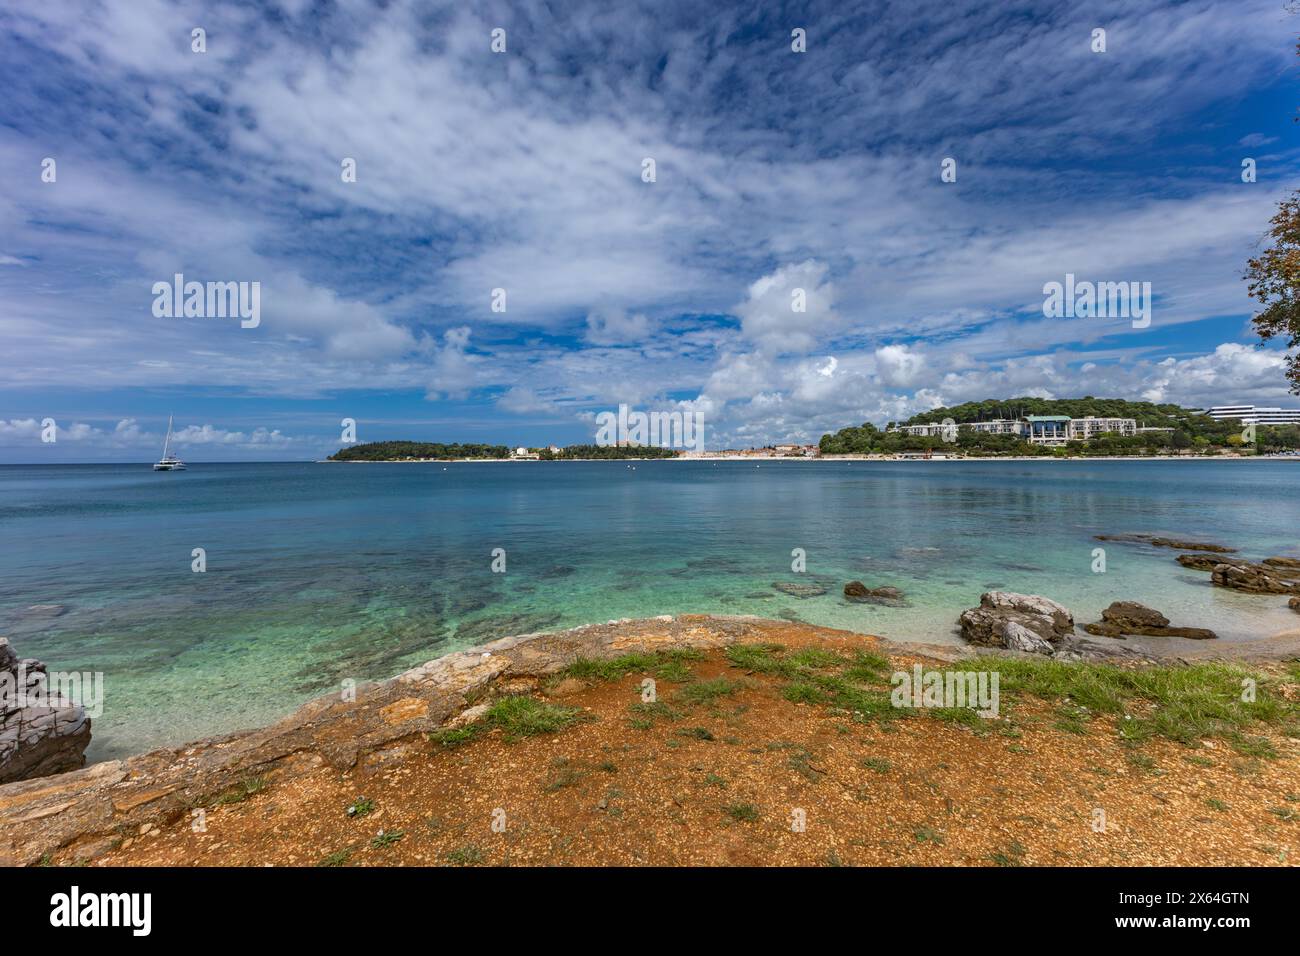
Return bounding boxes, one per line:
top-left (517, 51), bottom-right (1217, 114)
top-left (1081, 602), bottom-right (1217, 640)
top-left (0, 637), bottom-right (91, 785)
top-left (957, 592), bottom-right (1074, 654)
top-left (843, 581), bottom-right (904, 603)
top-left (1210, 562), bottom-right (1300, 595)
top-left (1289, 597), bottom-right (1300, 614)
top-left (1262, 556), bottom-right (1300, 570)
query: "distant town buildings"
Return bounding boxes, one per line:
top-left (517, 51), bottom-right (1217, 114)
top-left (1207, 404), bottom-right (1300, 425)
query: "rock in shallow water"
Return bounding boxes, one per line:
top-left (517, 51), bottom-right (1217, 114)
top-left (843, 581), bottom-right (904, 603)
top-left (0, 637), bottom-right (91, 784)
top-left (1081, 601), bottom-right (1216, 640)
top-left (957, 592), bottom-right (1074, 655)
top-left (771, 582), bottom-right (827, 599)
top-left (1210, 562), bottom-right (1300, 595)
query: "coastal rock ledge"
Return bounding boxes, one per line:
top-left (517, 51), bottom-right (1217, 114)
top-left (0, 637), bottom-right (90, 786)
top-left (0, 615), bottom-right (792, 867)
top-left (957, 592), bottom-right (1074, 655)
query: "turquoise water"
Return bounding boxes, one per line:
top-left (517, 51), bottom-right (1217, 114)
top-left (1, 459), bottom-right (1298, 761)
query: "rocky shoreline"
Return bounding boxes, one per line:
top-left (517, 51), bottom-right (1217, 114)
top-left (0, 615), bottom-right (810, 865)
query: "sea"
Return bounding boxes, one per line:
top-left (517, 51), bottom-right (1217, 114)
top-left (1, 458), bottom-right (1297, 761)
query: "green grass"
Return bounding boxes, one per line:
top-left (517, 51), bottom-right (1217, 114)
top-left (724, 642), bottom-right (791, 675)
top-left (543, 759), bottom-right (588, 792)
top-left (428, 724), bottom-right (482, 749)
top-left (948, 656), bottom-right (1294, 748)
top-left (862, 757), bottom-right (892, 774)
top-left (723, 803), bottom-right (759, 822)
top-left (483, 696), bottom-right (587, 741)
top-left (913, 826), bottom-right (945, 845)
top-left (559, 648), bottom-right (706, 683)
top-left (444, 845), bottom-right (485, 865)
top-left (210, 774), bottom-right (268, 807)
top-left (317, 848), bottom-right (353, 867)
top-left (990, 841), bottom-right (1027, 866)
top-left (370, 829), bottom-right (404, 849)
top-left (676, 677), bottom-right (746, 707)
top-left (676, 726), bottom-right (716, 741)
top-left (627, 700), bottom-right (682, 728)
top-left (346, 796), bottom-right (375, 818)
top-left (1205, 798), bottom-right (1229, 811)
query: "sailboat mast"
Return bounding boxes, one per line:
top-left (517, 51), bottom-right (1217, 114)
top-left (162, 415), bottom-right (173, 460)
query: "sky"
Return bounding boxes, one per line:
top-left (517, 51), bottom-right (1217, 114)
top-left (1, 0), bottom-right (1298, 462)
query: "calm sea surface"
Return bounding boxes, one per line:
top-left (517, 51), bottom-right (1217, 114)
top-left (2, 459), bottom-right (1297, 760)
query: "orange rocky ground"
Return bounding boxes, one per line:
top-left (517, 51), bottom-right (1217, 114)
top-left (85, 626), bottom-right (1299, 868)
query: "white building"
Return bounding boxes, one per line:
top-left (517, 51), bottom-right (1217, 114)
top-left (964, 419), bottom-right (1025, 436)
top-left (895, 423), bottom-right (950, 437)
top-left (1207, 405), bottom-right (1300, 425)
top-left (1067, 416), bottom-right (1138, 440)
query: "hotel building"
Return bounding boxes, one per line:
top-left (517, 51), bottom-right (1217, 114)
top-left (1206, 404), bottom-right (1300, 425)
top-left (891, 414), bottom-right (1138, 446)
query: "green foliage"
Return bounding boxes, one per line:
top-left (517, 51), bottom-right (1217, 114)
top-left (1246, 191), bottom-right (1300, 393)
top-left (484, 696), bottom-right (587, 740)
top-left (540, 444), bottom-right (678, 459)
top-left (817, 396), bottom-right (1295, 455)
top-left (330, 441), bottom-right (509, 461)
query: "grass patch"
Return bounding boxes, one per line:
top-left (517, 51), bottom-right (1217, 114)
top-left (913, 825), bottom-right (945, 845)
top-left (862, 757), bottom-right (892, 774)
top-left (484, 696), bottom-right (586, 741)
top-left (210, 774), bottom-right (268, 807)
top-left (369, 829), bottom-right (404, 849)
top-left (949, 656), bottom-right (1293, 748)
top-left (559, 648), bottom-right (705, 684)
top-left (676, 677), bottom-right (746, 707)
top-left (725, 642), bottom-right (791, 675)
top-left (318, 849), bottom-right (353, 867)
top-left (444, 845), bottom-right (485, 866)
top-left (429, 724), bottom-right (482, 749)
top-left (627, 700), bottom-right (682, 728)
top-left (346, 796), bottom-right (375, 819)
top-left (723, 803), bottom-right (759, 822)
top-left (676, 726), bottom-right (715, 741)
top-left (991, 841), bottom-right (1027, 866)
top-left (543, 762), bottom-right (588, 792)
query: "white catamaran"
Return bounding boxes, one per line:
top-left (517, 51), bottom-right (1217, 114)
top-left (153, 415), bottom-right (186, 471)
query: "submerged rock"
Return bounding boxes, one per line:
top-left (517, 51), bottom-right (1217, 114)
top-left (957, 592), bottom-right (1074, 655)
top-left (1081, 601), bottom-right (1216, 640)
top-left (1176, 553), bottom-right (1224, 572)
top-left (1210, 563), bottom-right (1300, 595)
top-left (771, 582), bottom-right (827, 599)
top-left (843, 581), bottom-right (904, 604)
top-left (0, 637), bottom-right (91, 785)
top-left (1262, 556), bottom-right (1300, 570)
top-left (1148, 537), bottom-right (1236, 553)
top-left (1096, 533), bottom-right (1235, 553)
top-left (1290, 597), bottom-right (1300, 614)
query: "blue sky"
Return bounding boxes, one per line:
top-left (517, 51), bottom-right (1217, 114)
top-left (1, 0), bottom-right (1298, 462)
